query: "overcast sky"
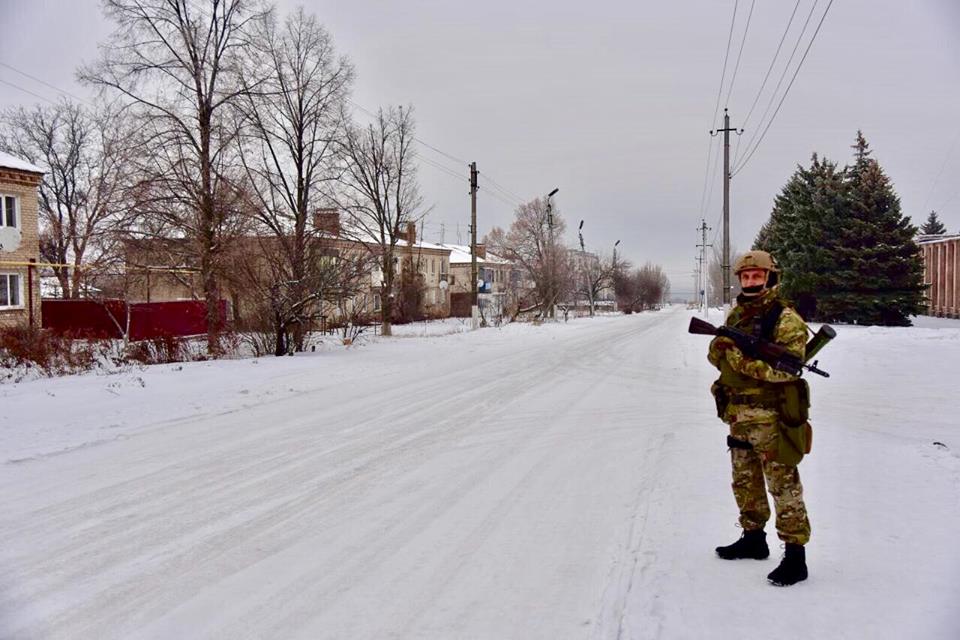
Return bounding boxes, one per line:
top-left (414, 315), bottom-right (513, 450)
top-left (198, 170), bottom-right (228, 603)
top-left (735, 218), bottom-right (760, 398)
top-left (2, 0), bottom-right (959, 296)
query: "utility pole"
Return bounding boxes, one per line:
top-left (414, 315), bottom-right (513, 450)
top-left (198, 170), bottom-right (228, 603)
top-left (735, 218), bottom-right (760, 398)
top-left (711, 109), bottom-right (742, 308)
top-left (696, 219), bottom-right (712, 314)
top-left (545, 188), bottom-right (559, 319)
top-left (579, 220), bottom-right (594, 317)
top-left (469, 162), bottom-right (478, 308)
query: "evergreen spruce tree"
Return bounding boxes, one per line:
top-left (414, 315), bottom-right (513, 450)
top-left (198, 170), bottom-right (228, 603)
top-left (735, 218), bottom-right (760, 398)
top-left (822, 131), bottom-right (926, 325)
top-left (919, 210), bottom-right (947, 235)
top-left (754, 153), bottom-right (847, 315)
top-left (755, 131), bottom-right (926, 326)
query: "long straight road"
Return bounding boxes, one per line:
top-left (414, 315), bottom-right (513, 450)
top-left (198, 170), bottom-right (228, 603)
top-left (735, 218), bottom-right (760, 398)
top-left (3, 308), bottom-right (959, 639)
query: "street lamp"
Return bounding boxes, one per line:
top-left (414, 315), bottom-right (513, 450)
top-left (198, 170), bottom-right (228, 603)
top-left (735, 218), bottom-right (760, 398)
top-left (545, 188), bottom-right (559, 319)
top-left (578, 220), bottom-right (594, 316)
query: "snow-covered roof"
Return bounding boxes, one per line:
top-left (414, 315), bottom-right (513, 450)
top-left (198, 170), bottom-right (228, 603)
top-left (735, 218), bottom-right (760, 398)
top-left (917, 233), bottom-right (960, 245)
top-left (0, 151), bottom-right (44, 174)
top-left (439, 243), bottom-right (511, 265)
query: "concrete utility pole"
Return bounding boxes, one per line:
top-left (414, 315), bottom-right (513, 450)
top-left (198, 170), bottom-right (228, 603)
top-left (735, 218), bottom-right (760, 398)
top-left (546, 188), bottom-right (558, 319)
top-left (579, 220), bottom-right (594, 316)
top-left (469, 162), bottom-right (478, 308)
top-left (696, 219), bottom-right (712, 313)
top-left (711, 109), bottom-right (741, 308)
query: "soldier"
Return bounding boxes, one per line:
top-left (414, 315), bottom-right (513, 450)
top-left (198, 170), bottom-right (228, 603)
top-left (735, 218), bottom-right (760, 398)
top-left (707, 250), bottom-right (811, 586)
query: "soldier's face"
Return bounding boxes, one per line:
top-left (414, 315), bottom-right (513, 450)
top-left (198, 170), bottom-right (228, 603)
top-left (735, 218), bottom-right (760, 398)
top-left (739, 269), bottom-right (767, 295)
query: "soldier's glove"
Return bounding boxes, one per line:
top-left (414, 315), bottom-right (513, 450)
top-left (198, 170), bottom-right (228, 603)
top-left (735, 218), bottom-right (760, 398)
top-left (711, 336), bottom-right (736, 353)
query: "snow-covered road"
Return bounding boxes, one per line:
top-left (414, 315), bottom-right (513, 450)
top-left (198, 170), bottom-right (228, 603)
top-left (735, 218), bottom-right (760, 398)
top-left (2, 308), bottom-right (958, 639)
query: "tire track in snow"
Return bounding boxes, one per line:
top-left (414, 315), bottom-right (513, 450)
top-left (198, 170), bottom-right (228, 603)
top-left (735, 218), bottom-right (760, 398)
top-left (1, 312), bottom-right (676, 639)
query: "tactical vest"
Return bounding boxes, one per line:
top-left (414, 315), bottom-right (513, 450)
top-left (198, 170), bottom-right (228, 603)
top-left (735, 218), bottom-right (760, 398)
top-left (714, 294), bottom-right (813, 465)
top-left (716, 296), bottom-right (786, 401)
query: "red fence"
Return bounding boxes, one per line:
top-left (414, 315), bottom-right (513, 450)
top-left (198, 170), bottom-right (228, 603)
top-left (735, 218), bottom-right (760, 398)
top-left (42, 299), bottom-right (227, 341)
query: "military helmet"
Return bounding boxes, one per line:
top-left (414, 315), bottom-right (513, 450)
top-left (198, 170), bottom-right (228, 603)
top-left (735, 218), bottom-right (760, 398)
top-left (733, 250), bottom-right (779, 275)
top-left (734, 250), bottom-right (780, 289)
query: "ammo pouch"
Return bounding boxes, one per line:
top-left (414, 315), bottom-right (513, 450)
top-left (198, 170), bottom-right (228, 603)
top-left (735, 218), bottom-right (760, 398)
top-left (710, 381), bottom-right (729, 419)
top-left (778, 379), bottom-right (810, 427)
top-left (774, 421), bottom-right (813, 466)
top-left (774, 379), bottom-right (813, 465)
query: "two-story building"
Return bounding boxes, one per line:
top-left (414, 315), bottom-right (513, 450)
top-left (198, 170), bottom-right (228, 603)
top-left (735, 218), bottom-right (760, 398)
top-left (0, 151), bottom-right (44, 329)
top-left (442, 243), bottom-right (528, 318)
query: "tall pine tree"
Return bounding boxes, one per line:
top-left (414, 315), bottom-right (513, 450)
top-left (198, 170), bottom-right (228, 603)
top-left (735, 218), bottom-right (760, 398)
top-left (755, 132), bottom-right (926, 326)
top-left (919, 210), bottom-right (947, 235)
top-left (755, 153), bottom-right (847, 316)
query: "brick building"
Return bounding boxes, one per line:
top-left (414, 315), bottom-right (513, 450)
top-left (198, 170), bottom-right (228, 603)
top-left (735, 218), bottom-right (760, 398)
top-left (919, 234), bottom-right (960, 318)
top-left (0, 151), bottom-right (44, 329)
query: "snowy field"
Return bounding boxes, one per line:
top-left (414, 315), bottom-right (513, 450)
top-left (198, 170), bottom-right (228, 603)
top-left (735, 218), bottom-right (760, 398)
top-left (1, 307), bottom-right (958, 639)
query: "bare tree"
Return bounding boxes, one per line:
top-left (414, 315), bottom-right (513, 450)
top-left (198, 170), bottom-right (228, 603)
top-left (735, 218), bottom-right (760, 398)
top-left (614, 261), bottom-right (669, 312)
top-left (707, 244), bottom-right (740, 307)
top-left (0, 100), bottom-right (131, 298)
top-left (486, 197), bottom-right (572, 319)
top-left (337, 105), bottom-right (423, 336)
top-left (235, 7), bottom-right (354, 351)
top-left (228, 236), bottom-right (372, 355)
top-left (80, 0), bottom-right (266, 353)
top-left (575, 251), bottom-right (619, 316)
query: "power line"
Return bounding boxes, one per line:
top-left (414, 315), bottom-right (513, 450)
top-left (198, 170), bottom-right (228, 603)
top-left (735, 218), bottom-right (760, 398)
top-left (699, 1), bottom-right (740, 223)
top-left (697, 135), bottom-right (717, 219)
top-left (733, 0), bottom-right (834, 176)
top-left (416, 138), bottom-right (468, 166)
top-left (482, 174), bottom-right (526, 203)
top-left (921, 127), bottom-right (960, 213)
top-left (711, 0), bottom-right (740, 129)
top-left (724, 0), bottom-right (756, 108)
top-left (734, 0), bottom-right (820, 169)
top-left (348, 97), bottom-right (525, 209)
top-left (0, 62), bottom-right (95, 106)
top-left (0, 77), bottom-right (59, 105)
top-left (347, 98), bottom-right (468, 164)
top-left (739, 0), bottom-right (803, 131)
top-left (417, 154), bottom-right (468, 183)
top-left (703, 135), bottom-right (725, 222)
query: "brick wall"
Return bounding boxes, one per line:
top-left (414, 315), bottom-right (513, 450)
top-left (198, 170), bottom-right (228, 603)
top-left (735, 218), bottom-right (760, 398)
top-left (921, 237), bottom-right (960, 318)
top-left (0, 167), bottom-right (42, 329)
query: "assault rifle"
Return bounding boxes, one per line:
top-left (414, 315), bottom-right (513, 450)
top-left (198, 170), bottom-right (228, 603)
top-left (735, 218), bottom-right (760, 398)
top-left (689, 316), bottom-right (834, 378)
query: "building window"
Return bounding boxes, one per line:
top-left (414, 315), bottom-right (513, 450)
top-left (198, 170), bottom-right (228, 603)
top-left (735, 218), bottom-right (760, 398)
top-left (1, 195), bottom-right (18, 228)
top-left (431, 258), bottom-right (435, 274)
top-left (373, 293), bottom-right (381, 312)
top-left (0, 273), bottom-right (22, 308)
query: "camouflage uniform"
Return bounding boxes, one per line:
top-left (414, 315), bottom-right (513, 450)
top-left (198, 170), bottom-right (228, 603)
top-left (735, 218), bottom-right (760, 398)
top-left (708, 288), bottom-right (811, 545)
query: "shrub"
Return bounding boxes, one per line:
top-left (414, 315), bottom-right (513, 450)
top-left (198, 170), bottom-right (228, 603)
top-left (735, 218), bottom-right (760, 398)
top-left (126, 332), bottom-right (185, 365)
top-left (0, 326), bottom-right (99, 378)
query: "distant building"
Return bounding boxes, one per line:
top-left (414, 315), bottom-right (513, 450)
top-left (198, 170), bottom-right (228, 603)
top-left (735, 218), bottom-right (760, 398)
top-left (440, 243), bottom-right (527, 318)
top-left (919, 234), bottom-right (959, 318)
top-left (123, 213), bottom-right (453, 324)
top-left (0, 151), bottom-right (44, 329)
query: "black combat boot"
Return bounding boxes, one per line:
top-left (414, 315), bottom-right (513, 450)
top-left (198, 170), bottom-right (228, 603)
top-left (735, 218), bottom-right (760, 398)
top-left (715, 529), bottom-right (769, 560)
top-left (767, 543), bottom-right (808, 586)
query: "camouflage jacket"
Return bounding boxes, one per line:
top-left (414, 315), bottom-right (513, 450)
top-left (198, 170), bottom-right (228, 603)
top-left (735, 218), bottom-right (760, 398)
top-left (708, 289), bottom-right (808, 421)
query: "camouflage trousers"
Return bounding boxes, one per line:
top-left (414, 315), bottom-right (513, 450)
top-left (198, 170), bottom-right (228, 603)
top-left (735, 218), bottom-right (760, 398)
top-left (729, 418), bottom-right (811, 545)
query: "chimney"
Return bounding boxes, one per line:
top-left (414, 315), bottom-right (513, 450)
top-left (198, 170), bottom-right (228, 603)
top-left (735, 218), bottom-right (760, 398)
top-left (314, 208), bottom-right (340, 237)
top-left (406, 221), bottom-right (416, 245)
top-left (476, 243), bottom-right (486, 259)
